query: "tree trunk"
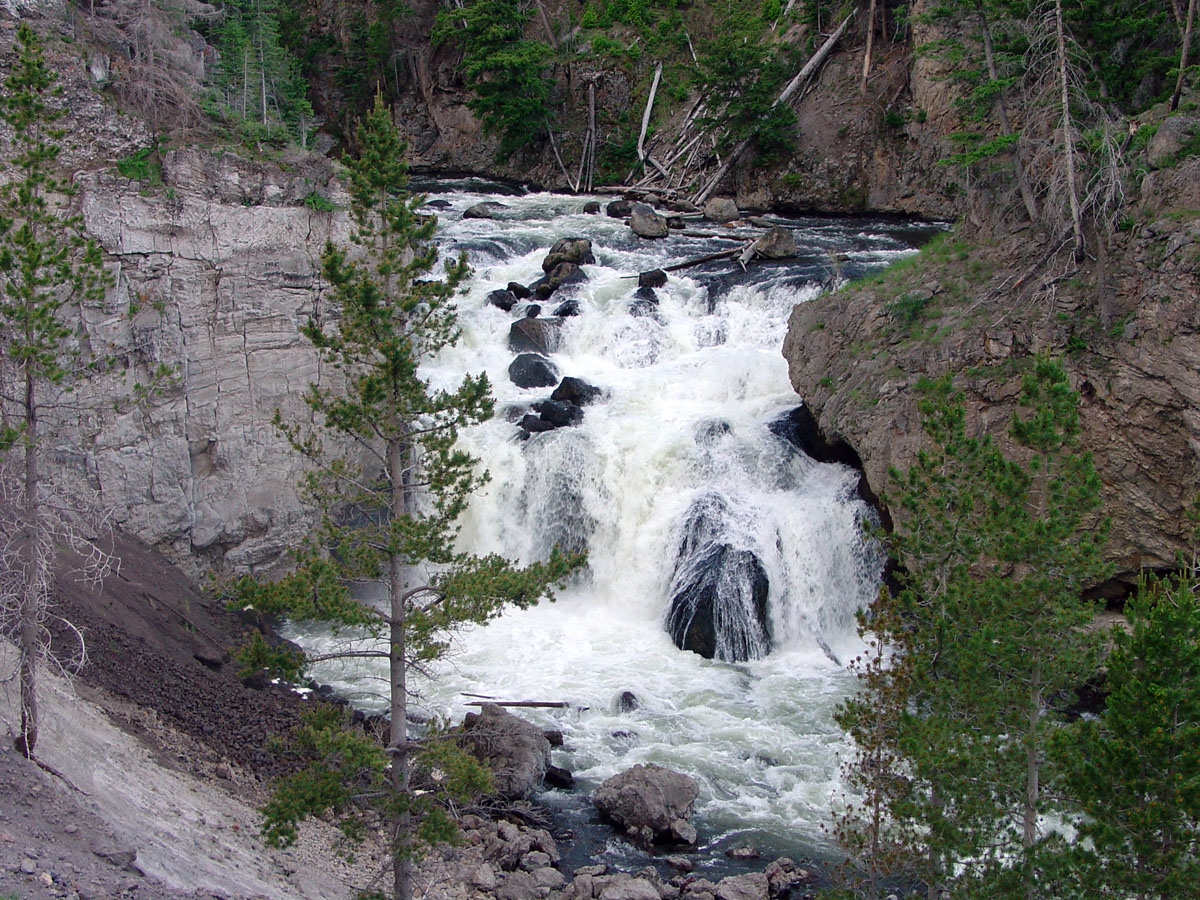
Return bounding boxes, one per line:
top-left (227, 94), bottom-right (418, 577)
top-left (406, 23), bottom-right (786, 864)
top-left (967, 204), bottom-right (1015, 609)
top-left (16, 367), bottom-right (39, 758)
top-left (388, 434), bottom-right (413, 900)
top-left (978, 3), bottom-right (1039, 223)
top-left (861, 0), bottom-right (877, 94)
top-left (1055, 0), bottom-right (1084, 255)
top-left (1172, 0), bottom-right (1197, 112)
top-left (1023, 664), bottom-right (1042, 900)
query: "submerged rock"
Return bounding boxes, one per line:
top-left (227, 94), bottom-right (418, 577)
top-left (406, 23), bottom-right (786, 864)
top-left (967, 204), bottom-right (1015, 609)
top-left (664, 493), bottom-right (771, 661)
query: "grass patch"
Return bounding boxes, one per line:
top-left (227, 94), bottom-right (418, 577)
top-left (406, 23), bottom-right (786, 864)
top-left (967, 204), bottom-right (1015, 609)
top-left (116, 144), bottom-right (162, 185)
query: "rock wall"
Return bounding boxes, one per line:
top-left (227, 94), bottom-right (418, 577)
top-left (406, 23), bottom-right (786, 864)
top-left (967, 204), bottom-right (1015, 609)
top-left (782, 159), bottom-right (1200, 580)
top-left (51, 150), bottom-right (351, 574)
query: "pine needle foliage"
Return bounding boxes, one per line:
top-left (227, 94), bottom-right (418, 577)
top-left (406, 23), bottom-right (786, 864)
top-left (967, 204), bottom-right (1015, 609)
top-left (1051, 507), bottom-right (1200, 900)
top-left (834, 357), bottom-right (1111, 898)
top-left (231, 94), bottom-right (579, 900)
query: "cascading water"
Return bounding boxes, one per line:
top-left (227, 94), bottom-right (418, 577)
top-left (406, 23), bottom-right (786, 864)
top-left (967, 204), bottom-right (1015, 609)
top-left (288, 179), bottom-right (941, 872)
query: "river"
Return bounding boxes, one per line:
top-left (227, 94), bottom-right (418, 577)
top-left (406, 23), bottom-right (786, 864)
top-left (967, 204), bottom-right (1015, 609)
top-left (287, 179), bottom-right (941, 876)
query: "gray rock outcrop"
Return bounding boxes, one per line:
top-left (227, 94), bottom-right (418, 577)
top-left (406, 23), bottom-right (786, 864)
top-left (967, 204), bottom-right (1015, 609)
top-left (591, 763), bottom-right (699, 847)
top-left (782, 158), bottom-right (1200, 579)
top-left (459, 703), bottom-right (552, 800)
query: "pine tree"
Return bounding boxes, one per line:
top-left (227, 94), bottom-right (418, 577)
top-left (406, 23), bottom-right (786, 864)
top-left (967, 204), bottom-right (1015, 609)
top-left (0, 23), bottom-right (110, 758)
top-left (232, 94), bottom-right (579, 900)
top-left (834, 359), bottom-right (1110, 899)
top-left (209, 0), bottom-right (313, 142)
top-left (1052, 509), bottom-right (1200, 900)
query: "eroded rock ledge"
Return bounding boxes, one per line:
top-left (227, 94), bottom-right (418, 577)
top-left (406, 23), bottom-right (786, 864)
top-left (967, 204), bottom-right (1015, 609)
top-left (782, 160), bottom-right (1200, 582)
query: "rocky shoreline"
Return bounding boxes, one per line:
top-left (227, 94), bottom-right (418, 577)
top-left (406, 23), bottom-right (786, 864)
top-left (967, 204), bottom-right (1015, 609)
top-left (3, 528), bottom-right (826, 900)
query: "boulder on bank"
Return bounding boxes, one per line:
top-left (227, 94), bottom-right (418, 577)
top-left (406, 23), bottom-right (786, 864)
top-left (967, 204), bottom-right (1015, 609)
top-left (592, 763), bottom-right (699, 847)
top-left (459, 703), bottom-right (551, 800)
top-left (703, 196), bottom-right (740, 224)
top-left (509, 353), bottom-right (560, 388)
top-left (630, 203), bottom-right (670, 239)
top-left (509, 316), bottom-right (564, 355)
top-left (752, 227), bottom-right (797, 260)
top-left (543, 237), bottom-right (597, 271)
top-left (464, 201), bottom-right (508, 219)
top-left (1146, 116), bottom-right (1200, 169)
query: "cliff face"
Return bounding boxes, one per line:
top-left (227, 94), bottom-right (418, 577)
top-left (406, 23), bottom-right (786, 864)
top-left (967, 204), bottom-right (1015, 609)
top-left (58, 151), bottom-right (349, 573)
top-left (782, 160), bottom-right (1200, 580)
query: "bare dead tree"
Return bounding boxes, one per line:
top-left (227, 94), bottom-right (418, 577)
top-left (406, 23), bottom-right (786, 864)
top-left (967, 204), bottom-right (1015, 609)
top-left (0, 459), bottom-right (116, 752)
top-left (71, 0), bottom-right (216, 136)
top-left (1021, 2), bottom-right (1125, 259)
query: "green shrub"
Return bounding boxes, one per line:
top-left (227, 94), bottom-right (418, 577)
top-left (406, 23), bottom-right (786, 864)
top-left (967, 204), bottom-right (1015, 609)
top-left (116, 145), bottom-right (162, 185)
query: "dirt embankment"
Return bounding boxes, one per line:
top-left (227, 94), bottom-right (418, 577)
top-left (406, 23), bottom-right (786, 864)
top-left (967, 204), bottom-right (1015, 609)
top-left (1, 528), bottom-right (384, 900)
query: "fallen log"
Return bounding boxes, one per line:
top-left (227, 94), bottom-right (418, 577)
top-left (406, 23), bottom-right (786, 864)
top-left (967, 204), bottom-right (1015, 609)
top-left (463, 700), bottom-right (575, 709)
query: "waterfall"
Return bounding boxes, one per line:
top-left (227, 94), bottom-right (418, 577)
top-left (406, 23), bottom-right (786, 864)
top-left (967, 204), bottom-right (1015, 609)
top-left (288, 179), bottom-right (940, 865)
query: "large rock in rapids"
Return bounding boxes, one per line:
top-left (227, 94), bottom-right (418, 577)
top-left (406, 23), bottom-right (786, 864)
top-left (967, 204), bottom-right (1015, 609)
top-left (664, 493), bottom-right (771, 661)
top-left (592, 763), bottom-right (699, 848)
top-left (629, 203), bottom-right (669, 239)
top-left (542, 237), bottom-right (596, 271)
top-left (509, 353), bottom-right (560, 388)
top-left (509, 316), bottom-right (564, 355)
top-left (752, 227), bottom-right (797, 260)
top-left (459, 703), bottom-right (551, 801)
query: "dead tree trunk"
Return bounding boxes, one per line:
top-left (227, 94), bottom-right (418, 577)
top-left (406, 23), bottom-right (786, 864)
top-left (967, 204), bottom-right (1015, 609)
top-left (861, 0), bottom-right (877, 93)
top-left (977, 3), bottom-right (1039, 222)
top-left (1172, 0), bottom-right (1197, 111)
top-left (1055, 0), bottom-right (1084, 254)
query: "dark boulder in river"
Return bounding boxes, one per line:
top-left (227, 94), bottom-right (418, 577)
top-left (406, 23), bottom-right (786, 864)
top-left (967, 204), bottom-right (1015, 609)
top-left (509, 316), bottom-right (563, 355)
top-left (665, 493), bottom-right (772, 661)
top-left (530, 261), bottom-right (587, 299)
top-left (552, 298), bottom-right (581, 317)
top-left (507, 281), bottom-right (533, 299)
top-left (509, 353), bottom-right (559, 388)
top-left (464, 201), bottom-right (508, 219)
top-left (488, 289), bottom-right (518, 311)
top-left (551, 376), bottom-right (602, 406)
top-left (606, 199), bottom-right (633, 218)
